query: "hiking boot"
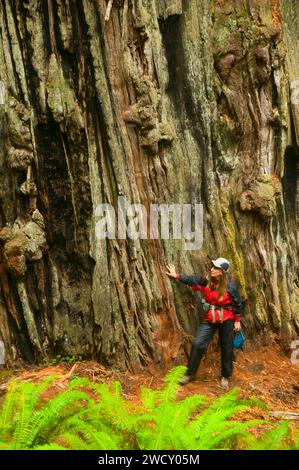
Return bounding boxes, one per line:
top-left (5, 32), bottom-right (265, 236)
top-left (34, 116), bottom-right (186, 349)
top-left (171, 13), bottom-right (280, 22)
top-left (220, 377), bottom-right (229, 388)
top-left (179, 374), bottom-right (195, 385)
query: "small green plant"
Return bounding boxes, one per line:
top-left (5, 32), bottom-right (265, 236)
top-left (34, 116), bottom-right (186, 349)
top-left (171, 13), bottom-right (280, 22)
top-left (41, 355), bottom-right (83, 366)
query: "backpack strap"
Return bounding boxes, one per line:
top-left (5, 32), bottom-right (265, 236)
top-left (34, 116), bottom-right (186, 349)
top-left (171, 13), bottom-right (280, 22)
top-left (219, 307), bottom-right (223, 323)
top-left (211, 305), bottom-right (216, 323)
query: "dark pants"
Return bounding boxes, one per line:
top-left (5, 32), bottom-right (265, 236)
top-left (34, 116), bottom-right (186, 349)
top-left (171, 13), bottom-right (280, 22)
top-left (187, 320), bottom-right (234, 378)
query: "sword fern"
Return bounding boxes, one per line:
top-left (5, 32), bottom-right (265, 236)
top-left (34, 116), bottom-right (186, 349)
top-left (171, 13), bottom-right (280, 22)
top-left (0, 366), bottom-right (296, 450)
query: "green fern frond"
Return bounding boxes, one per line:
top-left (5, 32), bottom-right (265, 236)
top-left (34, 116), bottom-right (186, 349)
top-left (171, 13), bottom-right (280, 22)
top-left (239, 395), bottom-right (268, 412)
top-left (9, 377), bottom-right (91, 449)
top-left (67, 377), bottom-right (93, 389)
top-left (0, 380), bottom-right (20, 438)
top-left (188, 404), bottom-right (250, 435)
top-left (54, 411), bottom-right (123, 450)
top-left (203, 387), bottom-right (241, 410)
top-left (27, 375), bottom-right (60, 410)
top-left (0, 375), bottom-right (60, 443)
top-left (75, 424), bottom-right (121, 450)
top-left (139, 386), bottom-right (161, 410)
top-left (195, 419), bottom-right (264, 449)
top-left (55, 432), bottom-right (89, 450)
top-left (247, 421), bottom-right (291, 450)
top-left (160, 366), bottom-right (187, 403)
top-left (91, 382), bottom-right (139, 432)
top-left (31, 390), bottom-right (92, 445)
top-left (182, 388), bottom-right (267, 450)
top-left (33, 443), bottom-right (67, 450)
top-left (135, 394), bottom-right (206, 449)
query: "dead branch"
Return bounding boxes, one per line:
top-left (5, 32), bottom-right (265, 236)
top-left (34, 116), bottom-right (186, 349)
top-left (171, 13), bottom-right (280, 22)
top-left (269, 411), bottom-right (299, 420)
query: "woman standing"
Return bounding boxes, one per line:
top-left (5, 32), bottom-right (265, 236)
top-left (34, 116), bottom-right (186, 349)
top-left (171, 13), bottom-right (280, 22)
top-left (166, 258), bottom-right (243, 388)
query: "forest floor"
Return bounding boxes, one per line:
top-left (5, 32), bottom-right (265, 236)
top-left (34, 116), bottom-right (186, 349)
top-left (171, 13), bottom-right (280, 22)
top-left (0, 341), bottom-right (298, 426)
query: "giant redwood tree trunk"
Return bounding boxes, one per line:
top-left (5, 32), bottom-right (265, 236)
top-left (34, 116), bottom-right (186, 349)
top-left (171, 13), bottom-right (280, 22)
top-left (0, 0), bottom-right (298, 368)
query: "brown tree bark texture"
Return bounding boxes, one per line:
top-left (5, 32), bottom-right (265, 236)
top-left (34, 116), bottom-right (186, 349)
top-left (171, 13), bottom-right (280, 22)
top-left (0, 0), bottom-right (298, 368)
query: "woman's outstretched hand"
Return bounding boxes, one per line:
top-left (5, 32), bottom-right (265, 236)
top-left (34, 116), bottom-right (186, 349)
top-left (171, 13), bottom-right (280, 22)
top-left (166, 263), bottom-right (178, 278)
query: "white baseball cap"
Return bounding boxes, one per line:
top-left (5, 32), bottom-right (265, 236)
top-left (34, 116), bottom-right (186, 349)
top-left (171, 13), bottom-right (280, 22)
top-left (211, 257), bottom-right (230, 271)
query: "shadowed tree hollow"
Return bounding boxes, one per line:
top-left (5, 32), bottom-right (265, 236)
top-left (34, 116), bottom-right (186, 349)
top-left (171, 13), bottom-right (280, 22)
top-left (0, 0), bottom-right (298, 369)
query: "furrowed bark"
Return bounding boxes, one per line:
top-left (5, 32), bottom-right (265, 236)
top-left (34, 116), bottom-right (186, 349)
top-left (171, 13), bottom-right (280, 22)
top-left (0, 0), bottom-right (298, 368)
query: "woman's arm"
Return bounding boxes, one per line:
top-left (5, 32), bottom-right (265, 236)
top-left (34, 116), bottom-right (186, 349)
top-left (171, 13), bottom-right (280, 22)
top-left (227, 279), bottom-right (243, 330)
top-left (177, 274), bottom-right (208, 287)
top-left (166, 264), bottom-right (208, 290)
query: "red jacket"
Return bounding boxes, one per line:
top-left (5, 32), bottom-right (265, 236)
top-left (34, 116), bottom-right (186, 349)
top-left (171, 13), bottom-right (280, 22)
top-left (176, 274), bottom-right (242, 323)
